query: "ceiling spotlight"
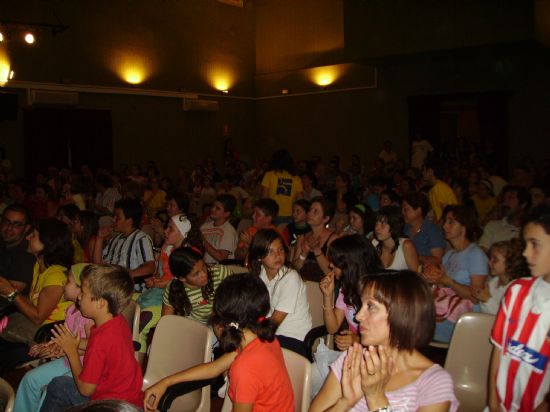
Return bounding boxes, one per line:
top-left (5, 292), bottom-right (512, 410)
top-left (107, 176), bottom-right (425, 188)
top-left (24, 33), bottom-right (35, 44)
top-left (0, 32), bottom-right (3, 42)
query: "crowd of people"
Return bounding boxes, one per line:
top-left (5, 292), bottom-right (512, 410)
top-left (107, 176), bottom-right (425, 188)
top-left (0, 141), bottom-right (548, 411)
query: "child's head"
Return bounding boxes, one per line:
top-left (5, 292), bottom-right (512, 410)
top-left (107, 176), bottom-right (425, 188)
top-left (168, 247), bottom-right (213, 316)
top-left (292, 199), bottom-right (310, 225)
top-left (113, 198), bottom-right (142, 231)
top-left (248, 229), bottom-right (289, 276)
top-left (213, 273), bottom-right (276, 352)
top-left (488, 239), bottom-right (529, 283)
top-left (64, 263), bottom-right (89, 302)
top-left (348, 203), bottom-right (375, 235)
top-left (252, 198), bottom-right (279, 229)
top-left (164, 214), bottom-right (192, 246)
top-left (523, 205), bottom-right (550, 279)
top-left (210, 194), bottom-right (236, 222)
top-left (79, 264), bottom-right (134, 317)
top-left (328, 234), bottom-right (384, 310)
top-left (379, 190), bottom-right (400, 208)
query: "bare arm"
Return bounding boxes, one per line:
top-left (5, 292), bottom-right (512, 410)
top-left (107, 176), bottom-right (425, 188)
top-left (309, 370), bottom-right (347, 412)
top-left (129, 261), bottom-right (156, 279)
top-left (14, 285), bottom-right (64, 325)
top-left (144, 351), bottom-right (237, 411)
top-left (203, 240), bottom-right (230, 262)
top-left (488, 346), bottom-right (502, 412)
top-left (270, 310), bottom-right (288, 326)
top-left (161, 303), bottom-right (175, 316)
top-left (402, 240), bottom-right (420, 272)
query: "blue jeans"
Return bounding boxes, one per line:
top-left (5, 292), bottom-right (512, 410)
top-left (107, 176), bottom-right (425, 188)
top-left (14, 358), bottom-right (70, 412)
top-left (39, 375), bottom-right (89, 412)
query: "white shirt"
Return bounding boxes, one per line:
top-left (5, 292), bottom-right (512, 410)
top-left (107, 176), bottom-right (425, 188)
top-left (259, 266), bottom-right (312, 341)
top-left (200, 220), bottom-right (238, 264)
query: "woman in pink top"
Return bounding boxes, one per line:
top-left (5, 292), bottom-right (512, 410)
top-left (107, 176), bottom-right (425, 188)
top-left (311, 270), bottom-right (459, 412)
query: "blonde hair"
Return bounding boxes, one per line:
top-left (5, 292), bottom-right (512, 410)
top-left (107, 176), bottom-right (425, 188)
top-left (81, 264), bottom-right (134, 315)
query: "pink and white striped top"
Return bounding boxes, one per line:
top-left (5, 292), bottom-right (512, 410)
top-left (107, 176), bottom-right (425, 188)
top-left (330, 351), bottom-right (459, 411)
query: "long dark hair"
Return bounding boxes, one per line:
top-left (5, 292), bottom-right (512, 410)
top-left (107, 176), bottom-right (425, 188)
top-left (375, 206), bottom-right (404, 254)
top-left (76, 210), bottom-right (98, 249)
top-left (168, 247), bottom-right (214, 316)
top-left (247, 228), bottom-right (290, 277)
top-left (214, 273), bottom-right (277, 352)
top-left (328, 234), bottom-right (384, 310)
top-left (37, 218), bottom-right (74, 268)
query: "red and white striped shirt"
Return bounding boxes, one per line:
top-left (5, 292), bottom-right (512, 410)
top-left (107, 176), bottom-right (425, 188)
top-left (491, 277), bottom-right (550, 411)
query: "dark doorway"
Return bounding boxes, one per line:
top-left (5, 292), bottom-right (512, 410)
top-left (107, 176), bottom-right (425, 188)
top-left (408, 92), bottom-right (510, 175)
top-left (24, 107), bottom-right (113, 177)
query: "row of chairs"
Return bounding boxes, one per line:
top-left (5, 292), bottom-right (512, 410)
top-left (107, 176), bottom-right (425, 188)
top-left (0, 280), bottom-right (495, 412)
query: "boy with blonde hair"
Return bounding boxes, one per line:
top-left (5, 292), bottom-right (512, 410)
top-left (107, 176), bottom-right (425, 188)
top-left (40, 264), bottom-right (143, 411)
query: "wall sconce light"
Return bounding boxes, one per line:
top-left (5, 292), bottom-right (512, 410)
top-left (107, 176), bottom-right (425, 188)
top-left (0, 32), bottom-right (4, 42)
top-left (24, 33), bottom-right (35, 44)
top-left (309, 65), bottom-right (340, 87)
top-left (281, 88), bottom-right (290, 95)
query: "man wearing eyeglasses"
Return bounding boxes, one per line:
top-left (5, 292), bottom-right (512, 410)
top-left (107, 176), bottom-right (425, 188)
top-left (0, 204), bottom-right (35, 300)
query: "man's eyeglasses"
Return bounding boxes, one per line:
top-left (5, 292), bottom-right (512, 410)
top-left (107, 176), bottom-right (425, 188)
top-left (1, 218), bottom-right (26, 228)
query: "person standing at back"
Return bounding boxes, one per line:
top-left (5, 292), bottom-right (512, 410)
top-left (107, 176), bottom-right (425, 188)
top-left (261, 149), bottom-right (304, 225)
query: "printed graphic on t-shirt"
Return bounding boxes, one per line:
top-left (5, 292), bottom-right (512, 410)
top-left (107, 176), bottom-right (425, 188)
top-left (506, 339), bottom-right (549, 372)
top-left (276, 178), bottom-right (293, 196)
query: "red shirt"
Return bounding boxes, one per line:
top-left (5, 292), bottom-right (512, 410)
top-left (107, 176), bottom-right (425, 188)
top-left (79, 314), bottom-right (144, 407)
top-left (229, 338), bottom-right (294, 411)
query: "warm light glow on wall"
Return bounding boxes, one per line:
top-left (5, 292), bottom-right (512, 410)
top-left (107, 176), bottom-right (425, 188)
top-left (123, 68), bottom-right (145, 85)
top-left (208, 66), bottom-right (234, 92)
top-left (0, 49), bottom-right (10, 86)
top-left (113, 53), bottom-right (150, 85)
top-left (309, 65), bottom-right (342, 87)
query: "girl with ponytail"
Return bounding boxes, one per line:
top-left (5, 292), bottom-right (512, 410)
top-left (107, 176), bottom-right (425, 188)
top-left (161, 246), bottom-right (231, 324)
top-left (144, 273), bottom-right (294, 412)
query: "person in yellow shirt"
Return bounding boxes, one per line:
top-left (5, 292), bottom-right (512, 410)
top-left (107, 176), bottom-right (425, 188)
top-left (0, 218), bottom-right (73, 371)
top-left (261, 149), bottom-right (304, 224)
top-left (423, 159), bottom-right (457, 222)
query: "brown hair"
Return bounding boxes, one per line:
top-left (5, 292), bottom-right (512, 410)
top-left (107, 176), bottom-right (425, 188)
top-left (81, 264), bottom-right (134, 315)
top-left (442, 205), bottom-right (482, 242)
top-left (361, 270), bottom-right (435, 351)
top-left (489, 238), bottom-right (530, 282)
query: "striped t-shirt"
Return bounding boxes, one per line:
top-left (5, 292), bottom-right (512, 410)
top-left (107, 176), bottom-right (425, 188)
top-left (162, 264), bottom-right (232, 323)
top-left (331, 351), bottom-right (459, 411)
top-left (102, 229), bottom-right (154, 270)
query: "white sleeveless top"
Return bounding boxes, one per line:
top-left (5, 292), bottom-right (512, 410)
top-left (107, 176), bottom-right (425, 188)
top-left (372, 237), bottom-right (409, 270)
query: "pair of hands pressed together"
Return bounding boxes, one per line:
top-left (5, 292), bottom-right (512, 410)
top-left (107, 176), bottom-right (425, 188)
top-left (28, 323), bottom-right (80, 360)
top-left (296, 234), bottom-right (322, 256)
top-left (340, 343), bottom-right (393, 410)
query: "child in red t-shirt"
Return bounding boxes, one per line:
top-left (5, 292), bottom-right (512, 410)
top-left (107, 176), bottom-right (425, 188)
top-left (144, 273), bottom-right (294, 412)
top-left (40, 264), bottom-right (143, 412)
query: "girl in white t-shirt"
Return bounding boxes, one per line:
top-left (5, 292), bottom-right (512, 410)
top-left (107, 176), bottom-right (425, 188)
top-left (248, 228), bottom-right (312, 356)
top-left (472, 238), bottom-right (529, 314)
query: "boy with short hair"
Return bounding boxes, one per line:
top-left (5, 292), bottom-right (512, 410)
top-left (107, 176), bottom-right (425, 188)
top-left (40, 264), bottom-right (143, 411)
top-left (234, 198), bottom-right (288, 260)
top-left (201, 194), bottom-right (238, 263)
top-left (93, 198), bottom-right (155, 279)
